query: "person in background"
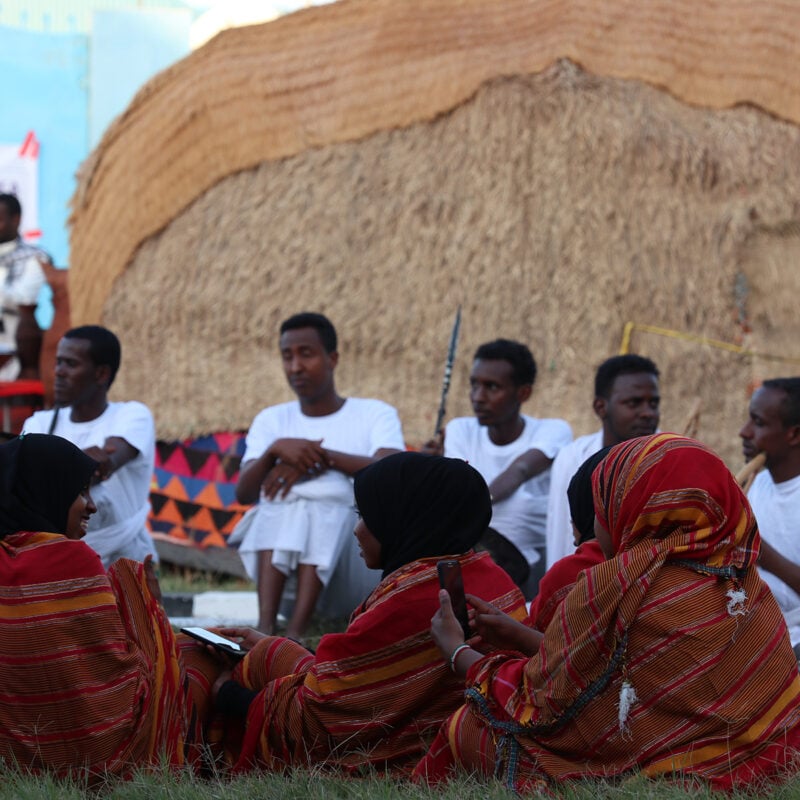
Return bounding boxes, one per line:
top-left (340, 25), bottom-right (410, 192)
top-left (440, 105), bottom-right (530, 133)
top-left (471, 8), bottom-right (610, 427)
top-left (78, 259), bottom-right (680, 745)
top-left (740, 377), bottom-right (800, 651)
top-left (431, 339), bottom-right (571, 598)
top-left (545, 354), bottom-right (659, 569)
top-left (0, 193), bottom-right (48, 380)
top-left (233, 312), bottom-right (404, 640)
top-left (22, 325), bottom-right (157, 567)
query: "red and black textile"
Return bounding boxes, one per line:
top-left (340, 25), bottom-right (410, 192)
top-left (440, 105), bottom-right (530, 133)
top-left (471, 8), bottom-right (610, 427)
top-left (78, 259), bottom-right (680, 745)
top-left (415, 434), bottom-right (800, 791)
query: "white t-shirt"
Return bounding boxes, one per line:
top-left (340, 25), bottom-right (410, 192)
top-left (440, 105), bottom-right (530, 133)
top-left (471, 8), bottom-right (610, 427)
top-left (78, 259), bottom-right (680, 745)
top-left (444, 414), bottom-right (572, 564)
top-left (235, 397), bottom-right (405, 604)
top-left (0, 238), bottom-right (46, 380)
top-left (748, 470), bottom-right (800, 645)
top-left (242, 397), bottom-right (405, 486)
top-left (23, 401), bottom-right (156, 567)
top-left (544, 430), bottom-right (605, 570)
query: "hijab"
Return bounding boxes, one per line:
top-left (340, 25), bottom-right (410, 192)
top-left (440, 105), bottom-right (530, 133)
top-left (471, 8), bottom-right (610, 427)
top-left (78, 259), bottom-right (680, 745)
top-left (592, 432), bottom-right (756, 566)
top-left (353, 452), bottom-right (491, 577)
top-left (0, 434), bottom-right (98, 537)
top-left (566, 445), bottom-right (613, 544)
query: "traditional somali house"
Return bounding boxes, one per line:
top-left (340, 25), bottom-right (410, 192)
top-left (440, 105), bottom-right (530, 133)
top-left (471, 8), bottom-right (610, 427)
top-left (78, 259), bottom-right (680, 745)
top-left (68, 0), bottom-right (800, 503)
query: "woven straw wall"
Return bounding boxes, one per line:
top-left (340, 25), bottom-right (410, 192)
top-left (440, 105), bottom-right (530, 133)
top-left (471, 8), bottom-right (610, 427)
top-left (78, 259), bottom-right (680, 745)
top-left (103, 62), bottom-right (800, 466)
top-left (70, 0), bottom-right (800, 327)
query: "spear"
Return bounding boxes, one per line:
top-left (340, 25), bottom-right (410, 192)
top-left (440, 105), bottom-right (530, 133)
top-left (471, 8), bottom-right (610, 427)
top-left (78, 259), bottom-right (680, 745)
top-left (433, 305), bottom-right (462, 437)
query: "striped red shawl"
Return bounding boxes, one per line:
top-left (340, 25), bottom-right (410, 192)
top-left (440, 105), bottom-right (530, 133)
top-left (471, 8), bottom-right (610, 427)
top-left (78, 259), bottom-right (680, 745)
top-left (527, 540), bottom-right (605, 631)
top-left (415, 435), bottom-right (800, 790)
top-left (0, 532), bottom-right (189, 777)
top-left (236, 550), bottom-right (526, 775)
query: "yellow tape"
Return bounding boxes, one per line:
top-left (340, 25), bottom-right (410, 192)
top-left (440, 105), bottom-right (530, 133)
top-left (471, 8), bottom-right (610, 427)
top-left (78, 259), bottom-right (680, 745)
top-left (619, 323), bottom-right (800, 365)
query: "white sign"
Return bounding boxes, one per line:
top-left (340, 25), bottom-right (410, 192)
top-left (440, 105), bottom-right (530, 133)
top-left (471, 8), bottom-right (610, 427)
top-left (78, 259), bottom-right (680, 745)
top-left (0, 131), bottom-right (40, 241)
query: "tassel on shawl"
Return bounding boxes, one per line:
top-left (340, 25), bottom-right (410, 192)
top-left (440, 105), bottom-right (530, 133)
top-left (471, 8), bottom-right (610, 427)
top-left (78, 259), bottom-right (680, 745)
top-left (618, 679), bottom-right (638, 736)
top-left (617, 635), bottom-right (637, 739)
top-left (726, 585), bottom-right (748, 616)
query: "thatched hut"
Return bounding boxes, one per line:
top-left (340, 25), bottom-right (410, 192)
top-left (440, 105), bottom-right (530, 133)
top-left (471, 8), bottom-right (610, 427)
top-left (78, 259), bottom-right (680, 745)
top-left (69, 0), bottom-right (800, 466)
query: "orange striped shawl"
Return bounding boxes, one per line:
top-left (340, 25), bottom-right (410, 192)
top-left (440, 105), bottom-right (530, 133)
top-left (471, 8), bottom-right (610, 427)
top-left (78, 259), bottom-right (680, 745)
top-left (237, 550), bottom-right (526, 774)
top-left (527, 540), bottom-right (605, 632)
top-left (0, 533), bottom-right (188, 777)
top-left (414, 436), bottom-right (800, 789)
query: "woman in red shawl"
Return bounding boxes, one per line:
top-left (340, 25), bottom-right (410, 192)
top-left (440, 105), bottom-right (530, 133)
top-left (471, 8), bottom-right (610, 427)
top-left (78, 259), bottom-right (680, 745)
top-left (195, 452), bottom-right (527, 775)
top-left (416, 433), bottom-right (800, 791)
top-left (0, 434), bottom-right (191, 778)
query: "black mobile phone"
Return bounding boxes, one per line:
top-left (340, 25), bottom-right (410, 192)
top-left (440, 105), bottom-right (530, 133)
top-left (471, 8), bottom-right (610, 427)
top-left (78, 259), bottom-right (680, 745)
top-left (437, 559), bottom-right (471, 639)
top-left (180, 627), bottom-right (246, 660)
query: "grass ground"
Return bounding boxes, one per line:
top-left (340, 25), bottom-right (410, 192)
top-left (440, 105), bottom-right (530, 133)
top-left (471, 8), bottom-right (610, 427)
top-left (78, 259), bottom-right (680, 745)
top-left (156, 562), bottom-right (252, 594)
top-left (2, 768), bottom-right (800, 800)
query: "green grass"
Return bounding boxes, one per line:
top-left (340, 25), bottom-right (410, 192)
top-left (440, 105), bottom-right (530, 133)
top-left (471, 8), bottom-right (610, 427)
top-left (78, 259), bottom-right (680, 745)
top-left (2, 767), bottom-right (800, 800)
top-left (156, 563), bottom-right (253, 594)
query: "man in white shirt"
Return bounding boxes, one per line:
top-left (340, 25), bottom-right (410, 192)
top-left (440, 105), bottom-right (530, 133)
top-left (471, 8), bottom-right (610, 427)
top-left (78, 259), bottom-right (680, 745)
top-left (23, 326), bottom-right (157, 567)
top-left (439, 339), bottom-right (572, 597)
top-left (545, 354), bottom-right (660, 569)
top-left (740, 377), bottom-right (800, 648)
top-left (234, 312), bottom-right (404, 639)
top-left (0, 193), bottom-right (47, 380)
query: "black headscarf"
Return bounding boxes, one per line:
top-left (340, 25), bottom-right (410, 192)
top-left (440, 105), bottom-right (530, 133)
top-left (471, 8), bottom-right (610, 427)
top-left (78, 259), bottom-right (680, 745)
top-left (0, 434), bottom-right (98, 538)
top-left (566, 445), bottom-right (614, 544)
top-left (353, 452), bottom-right (491, 577)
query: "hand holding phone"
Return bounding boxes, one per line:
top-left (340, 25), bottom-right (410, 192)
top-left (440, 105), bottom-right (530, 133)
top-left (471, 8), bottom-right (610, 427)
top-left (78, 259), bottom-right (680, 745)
top-left (437, 559), bottom-right (471, 639)
top-left (181, 627), bottom-right (246, 660)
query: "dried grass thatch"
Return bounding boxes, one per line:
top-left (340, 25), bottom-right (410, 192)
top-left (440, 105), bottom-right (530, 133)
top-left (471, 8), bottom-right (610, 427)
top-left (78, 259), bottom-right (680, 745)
top-left (70, 0), bottom-right (800, 325)
top-left (69, 0), bottom-right (800, 467)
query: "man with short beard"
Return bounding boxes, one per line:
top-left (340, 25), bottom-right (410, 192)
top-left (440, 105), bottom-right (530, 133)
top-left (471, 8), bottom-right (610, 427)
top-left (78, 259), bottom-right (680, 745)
top-left (545, 354), bottom-right (660, 569)
top-left (22, 325), bottom-right (157, 567)
top-left (440, 339), bottom-right (572, 598)
top-left (740, 377), bottom-right (800, 649)
top-left (233, 312), bottom-right (404, 641)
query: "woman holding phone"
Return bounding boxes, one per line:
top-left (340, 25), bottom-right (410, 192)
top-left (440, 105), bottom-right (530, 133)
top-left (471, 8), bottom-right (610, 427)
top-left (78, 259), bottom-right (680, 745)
top-left (0, 434), bottom-right (192, 777)
top-left (417, 434), bottom-right (800, 791)
top-left (203, 452), bottom-right (526, 775)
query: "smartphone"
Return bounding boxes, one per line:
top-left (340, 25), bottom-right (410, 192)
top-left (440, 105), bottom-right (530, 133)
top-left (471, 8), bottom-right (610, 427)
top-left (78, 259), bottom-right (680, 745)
top-left (437, 559), bottom-right (471, 639)
top-left (180, 627), bottom-right (246, 660)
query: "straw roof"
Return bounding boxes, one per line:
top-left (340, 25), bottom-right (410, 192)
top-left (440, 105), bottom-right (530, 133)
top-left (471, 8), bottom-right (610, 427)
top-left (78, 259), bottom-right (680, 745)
top-left (70, 0), bottom-right (800, 466)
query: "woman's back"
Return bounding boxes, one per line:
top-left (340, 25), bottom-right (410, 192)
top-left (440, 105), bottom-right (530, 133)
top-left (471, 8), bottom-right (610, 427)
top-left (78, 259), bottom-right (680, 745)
top-left (238, 550), bottom-right (525, 773)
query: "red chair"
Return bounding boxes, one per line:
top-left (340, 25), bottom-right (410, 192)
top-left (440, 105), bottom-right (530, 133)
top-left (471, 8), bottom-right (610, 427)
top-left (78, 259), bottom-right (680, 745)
top-left (0, 379), bottom-right (45, 436)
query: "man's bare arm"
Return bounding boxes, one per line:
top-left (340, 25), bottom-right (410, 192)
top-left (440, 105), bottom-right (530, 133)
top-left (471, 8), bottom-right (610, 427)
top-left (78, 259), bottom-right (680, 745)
top-left (321, 447), bottom-right (403, 477)
top-left (83, 436), bottom-right (139, 483)
top-left (488, 448), bottom-right (552, 503)
top-left (236, 452), bottom-right (280, 504)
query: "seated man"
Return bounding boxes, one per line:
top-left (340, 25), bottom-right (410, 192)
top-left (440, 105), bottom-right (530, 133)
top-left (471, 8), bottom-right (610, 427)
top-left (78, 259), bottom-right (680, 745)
top-left (0, 193), bottom-right (48, 380)
top-left (545, 354), bottom-right (660, 569)
top-left (740, 377), bottom-right (800, 648)
top-left (232, 312), bottom-right (404, 640)
top-left (22, 325), bottom-right (157, 567)
top-left (441, 339), bottom-right (571, 597)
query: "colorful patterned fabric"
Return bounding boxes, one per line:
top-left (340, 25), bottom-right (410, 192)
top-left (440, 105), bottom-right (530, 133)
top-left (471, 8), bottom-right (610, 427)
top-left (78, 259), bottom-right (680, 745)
top-left (0, 532), bottom-right (190, 777)
top-left (236, 550), bottom-right (526, 775)
top-left (414, 434), bottom-right (800, 791)
top-left (527, 540), bottom-right (605, 631)
top-left (149, 433), bottom-right (249, 548)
